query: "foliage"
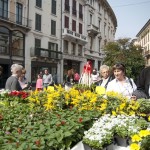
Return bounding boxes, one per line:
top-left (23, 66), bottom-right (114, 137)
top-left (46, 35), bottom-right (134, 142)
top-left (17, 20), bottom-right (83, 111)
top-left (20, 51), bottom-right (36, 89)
top-left (103, 38), bottom-right (145, 80)
top-left (0, 104), bottom-right (99, 150)
top-left (137, 99), bottom-right (150, 114)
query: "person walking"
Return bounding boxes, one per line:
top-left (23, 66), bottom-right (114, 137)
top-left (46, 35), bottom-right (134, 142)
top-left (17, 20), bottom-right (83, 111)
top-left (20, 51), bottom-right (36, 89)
top-left (43, 69), bottom-right (53, 89)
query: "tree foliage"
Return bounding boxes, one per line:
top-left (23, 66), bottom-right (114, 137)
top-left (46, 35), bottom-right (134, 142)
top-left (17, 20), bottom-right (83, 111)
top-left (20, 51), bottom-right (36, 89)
top-left (103, 38), bottom-right (145, 80)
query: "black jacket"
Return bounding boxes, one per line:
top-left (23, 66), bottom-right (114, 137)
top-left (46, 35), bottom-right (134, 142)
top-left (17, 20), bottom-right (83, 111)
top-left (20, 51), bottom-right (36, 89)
top-left (136, 66), bottom-right (150, 98)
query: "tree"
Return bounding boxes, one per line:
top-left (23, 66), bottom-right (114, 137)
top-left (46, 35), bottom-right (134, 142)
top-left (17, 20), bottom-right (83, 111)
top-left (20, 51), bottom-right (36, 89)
top-left (103, 38), bottom-right (145, 80)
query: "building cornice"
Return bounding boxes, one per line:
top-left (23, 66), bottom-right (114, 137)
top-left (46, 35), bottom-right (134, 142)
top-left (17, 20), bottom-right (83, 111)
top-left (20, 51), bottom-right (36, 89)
top-left (102, 0), bottom-right (117, 29)
top-left (136, 19), bottom-right (150, 37)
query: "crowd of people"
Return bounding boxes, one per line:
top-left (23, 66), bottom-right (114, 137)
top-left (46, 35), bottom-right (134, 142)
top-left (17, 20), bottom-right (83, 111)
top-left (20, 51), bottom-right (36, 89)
top-left (64, 62), bottom-right (150, 100)
top-left (1, 64), bottom-right (54, 91)
top-left (0, 63), bottom-right (150, 100)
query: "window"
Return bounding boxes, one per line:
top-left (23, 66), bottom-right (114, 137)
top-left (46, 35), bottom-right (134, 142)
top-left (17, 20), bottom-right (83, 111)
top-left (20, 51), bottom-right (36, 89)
top-left (78, 45), bottom-right (82, 56)
top-left (51, 0), bottom-right (56, 15)
top-left (65, 0), bottom-right (69, 12)
top-left (64, 16), bottom-right (69, 28)
top-left (99, 3), bottom-right (100, 12)
top-left (104, 23), bottom-right (106, 36)
top-left (64, 40), bottom-right (68, 53)
top-left (48, 42), bottom-right (58, 51)
top-left (36, 0), bottom-right (42, 8)
top-left (16, 3), bottom-right (23, 24)
top-left (35, 38), bottom-right (41, 48)
top-left (99, 19), bottom-right (101, 32)
top-left (99, 39), bottom-right (101, 55)
top-left (48, 42), bottom-right (58, 59)
top-left (72, 20), bottom-right (76, 32)
top-left (79, 23), bottom-right (82, 34)
top-left (0, 27), bottom-right (9, 54)
top-left (72, 0), bottom-right (76, 16)
top-left (71, 42), bottom-right (75, 55)
top-left (79, 4), bottom-right (83, 19)
top-left (90, 14), bottom-right (92, 24)
top-left (0, 0), bottom-right (8, 18)
top-left (35, 14), bottom-right (41, 31)
top-left (51, 20), bottom-right (56, 36)
top-left (12, 31), bottom-right (24, 56)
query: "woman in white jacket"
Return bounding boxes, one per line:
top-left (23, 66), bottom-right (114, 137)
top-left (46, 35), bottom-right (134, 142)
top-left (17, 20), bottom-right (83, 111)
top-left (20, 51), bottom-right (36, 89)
top-left (106, 63), bottom-right (137, 99)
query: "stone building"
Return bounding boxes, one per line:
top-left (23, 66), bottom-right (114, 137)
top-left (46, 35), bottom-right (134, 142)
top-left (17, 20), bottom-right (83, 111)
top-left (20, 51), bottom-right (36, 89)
top-left (136, 19), bottom-right (150, 66)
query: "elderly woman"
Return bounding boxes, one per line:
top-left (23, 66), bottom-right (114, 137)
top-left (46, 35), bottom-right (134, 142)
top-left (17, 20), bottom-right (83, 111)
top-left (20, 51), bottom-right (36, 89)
top-left (5, 64), bottom-right (23, 91)
top-left (106, 63), bottom-right (137, 99)
top-left (98, 65), bottom-right (113, 89)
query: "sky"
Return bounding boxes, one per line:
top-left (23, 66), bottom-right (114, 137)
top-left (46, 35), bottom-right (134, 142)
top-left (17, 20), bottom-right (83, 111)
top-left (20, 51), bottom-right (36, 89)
top-left (107, 0), bottom-right (150, 39)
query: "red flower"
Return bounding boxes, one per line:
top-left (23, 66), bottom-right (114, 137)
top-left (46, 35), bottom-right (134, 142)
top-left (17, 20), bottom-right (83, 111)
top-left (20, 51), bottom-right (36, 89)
top-left (17, 128), bottom-right (22, 134)
top-left (78, 118), bottom-right (83, 123)
top-left (61, 121), bottom-right (66, 125)
top-left (35, 140), bottom-right (41, 146)
top-left (0, 114), bottom-right (3, 121)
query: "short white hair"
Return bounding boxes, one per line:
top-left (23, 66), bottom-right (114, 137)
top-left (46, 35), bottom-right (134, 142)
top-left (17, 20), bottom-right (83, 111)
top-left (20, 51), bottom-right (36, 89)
top-left (11, 64), bottom-right (23, 74)
top-left (100, 65), bottom-right (109, 73)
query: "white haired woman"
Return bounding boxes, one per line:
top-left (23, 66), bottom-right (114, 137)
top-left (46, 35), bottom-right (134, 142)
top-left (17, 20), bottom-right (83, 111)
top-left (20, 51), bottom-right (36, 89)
top-left (97, 65), bottom-right (114, 89)
top-left (5, 64), bottom-right (23, 91)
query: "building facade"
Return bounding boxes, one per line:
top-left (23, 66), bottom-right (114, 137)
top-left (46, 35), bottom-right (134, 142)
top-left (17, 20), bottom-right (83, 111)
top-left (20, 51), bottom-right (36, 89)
top-left (136, 19), bottom-right (150, 66)
top-left (0, 0), bottom-right (31, 88)
top-left (26, 0), bottom-right (62, 83)
top-left (0, 0), bottom-right (117, 86)
top-left (61, 0), bottom-right (117, 83)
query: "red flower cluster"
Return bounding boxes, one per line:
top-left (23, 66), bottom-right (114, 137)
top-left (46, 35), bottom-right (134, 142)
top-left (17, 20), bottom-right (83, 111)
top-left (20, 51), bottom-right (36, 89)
top-left (9, 91), bottom-right (29, 99)
top-left (78, 117), bottom-right (83, 123)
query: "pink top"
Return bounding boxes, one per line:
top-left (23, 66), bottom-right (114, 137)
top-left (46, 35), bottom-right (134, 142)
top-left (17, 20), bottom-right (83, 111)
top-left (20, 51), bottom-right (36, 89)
top-left (36, 79), bottom-right (43, 89)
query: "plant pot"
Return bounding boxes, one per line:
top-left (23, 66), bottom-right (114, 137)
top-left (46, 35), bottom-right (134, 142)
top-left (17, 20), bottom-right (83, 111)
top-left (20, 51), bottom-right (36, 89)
top-left (71, 141), bottom-right (85, 150)
top-left (115, 136), bottom-right (128, 147)
top-left (106, 143), bottom-right (114, 150)
top-left (83, 143), bottom-right (92, 150)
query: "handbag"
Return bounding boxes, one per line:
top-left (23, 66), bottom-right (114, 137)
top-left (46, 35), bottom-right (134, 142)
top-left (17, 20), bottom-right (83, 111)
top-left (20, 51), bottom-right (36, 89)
top-left (132, 89), bottom-right (148, 99)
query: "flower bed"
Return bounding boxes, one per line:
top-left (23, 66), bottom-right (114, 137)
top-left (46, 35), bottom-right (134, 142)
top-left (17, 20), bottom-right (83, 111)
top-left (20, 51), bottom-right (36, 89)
top-left (0, 85), bottom-right (150, 149)
top-left (83, 114), bottom-right (149, 149)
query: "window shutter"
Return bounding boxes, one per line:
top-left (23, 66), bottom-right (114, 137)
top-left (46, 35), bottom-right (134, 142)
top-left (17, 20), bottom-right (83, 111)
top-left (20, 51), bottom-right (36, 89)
top-left (52, 0), bottom-right (56, 15)
top-left (64, 16), bottom-right (69, 28)
top-left (72, 20), bottom-right (76, 32)
top-left (79, 23), bottom-right (82, 34)
top-left (51, 20), bottom-right (56, 35)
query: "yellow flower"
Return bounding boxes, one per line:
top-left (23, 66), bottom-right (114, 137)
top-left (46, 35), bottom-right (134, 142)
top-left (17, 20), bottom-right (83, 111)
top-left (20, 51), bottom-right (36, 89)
top-left (148, 116), bottom-right (150, 121)
top-left (119, 103), bottom-right (126, 110)
top-left (130, 143), bottom-right (140, 150)
top-left (131, 134), bottom-right (142, 142)
top-left (99, 103), bottom-right (107, 111)
top-left (112, 111), bottom-right (117, 116)
top-left (139, 130), bottom-right (150, 137)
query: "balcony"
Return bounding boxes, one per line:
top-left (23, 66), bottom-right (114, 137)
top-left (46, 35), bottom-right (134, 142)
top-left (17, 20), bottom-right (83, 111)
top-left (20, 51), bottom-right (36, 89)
top-left (87, 24), bottom-right (99, 36)
top-left (144, 50), bottom-right (150, 57)
top-left (0, 8), bottom-right (32, 29)
top-left (62, 28), bottom-right (87, 45)
top-left (30, 47), bottom-right (62, 60)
